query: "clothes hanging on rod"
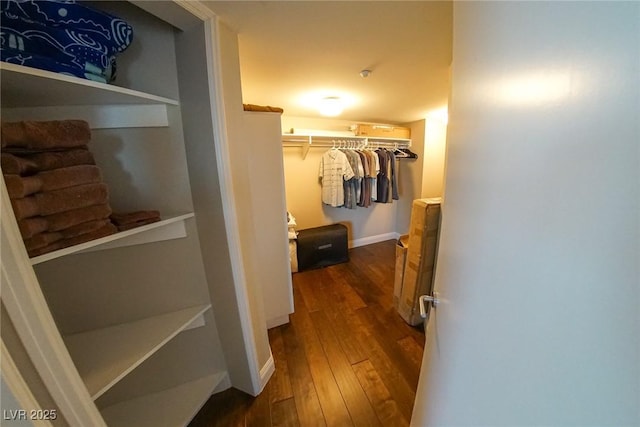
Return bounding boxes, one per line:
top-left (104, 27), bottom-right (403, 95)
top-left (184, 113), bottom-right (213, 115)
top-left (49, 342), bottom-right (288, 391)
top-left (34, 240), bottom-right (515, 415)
top-left (319, 145), bottom-right (401, 209)
top-left (319, 148), bottom-right (354, 207)
top-left (394, 147), bottom-right (419, 159)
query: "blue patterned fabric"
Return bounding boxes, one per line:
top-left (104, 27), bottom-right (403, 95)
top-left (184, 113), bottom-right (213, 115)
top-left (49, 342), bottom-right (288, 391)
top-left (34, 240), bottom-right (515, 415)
top-left (0, 0), bottom-right (132, 83)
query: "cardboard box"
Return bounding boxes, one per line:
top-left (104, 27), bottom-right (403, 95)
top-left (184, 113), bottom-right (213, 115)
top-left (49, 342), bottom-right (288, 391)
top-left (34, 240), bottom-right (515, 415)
top-left (355, 123), bottom-right (411, 139)
top-left (398, 198), bottom-right (442, 326)
top-left (394, 235), bottom-right (410, 310)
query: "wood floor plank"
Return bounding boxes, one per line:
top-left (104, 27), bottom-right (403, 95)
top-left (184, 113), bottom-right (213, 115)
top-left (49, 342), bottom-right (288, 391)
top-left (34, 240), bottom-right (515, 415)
top-left (310, 310), bottom-right (381, 427)
top-left (291, 289), bottom-right (354, 427)
top-left (294, 269), bottom-right (324, 312)
top-left (281, 322), bottom-right (327, 427)
top-left (397, 336), bottom-right (424, 372)
top-left (350, 307), bottom-right (416, 423)
top-left (246, 382), bottom-right (272, 427)
top-left (189, 387), bottom-right (251, 427)
top-left (329, 262), bottom-right (384, 307)
top-left (357, 307), bottom-right (420, 391)
top-left (268, 327), bottom-right (294, 403)
top-left (189, 240), bottom-right (424, 427)
top-left (323, 266), bottom-right (367, 311)
top-left (272, 398), bottom-right (301, 427)
top-left (311, 268), bottom-right (369, 365)
top-left (353, 360), bottom-right (408, 427)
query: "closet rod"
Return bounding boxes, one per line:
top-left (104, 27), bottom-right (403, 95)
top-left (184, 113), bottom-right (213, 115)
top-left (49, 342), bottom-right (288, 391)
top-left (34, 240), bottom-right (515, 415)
top-left (282, 134), bottom-right (411, 159)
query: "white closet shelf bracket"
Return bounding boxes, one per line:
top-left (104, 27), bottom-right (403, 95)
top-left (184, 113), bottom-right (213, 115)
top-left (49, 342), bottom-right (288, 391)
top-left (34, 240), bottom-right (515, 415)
top-left (282, 134), bottom-right (411, 160)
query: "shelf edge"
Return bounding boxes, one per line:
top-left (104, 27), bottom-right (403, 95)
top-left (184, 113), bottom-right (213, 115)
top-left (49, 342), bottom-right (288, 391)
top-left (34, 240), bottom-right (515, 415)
top-left (0, 62), bottom-right (180, 107)
top-left (30, 213), bottom-right (195, 265)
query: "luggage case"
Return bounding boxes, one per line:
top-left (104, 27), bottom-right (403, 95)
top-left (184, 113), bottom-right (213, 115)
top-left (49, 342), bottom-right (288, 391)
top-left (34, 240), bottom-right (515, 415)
top-left (296, 224), bottom-right (348, 271)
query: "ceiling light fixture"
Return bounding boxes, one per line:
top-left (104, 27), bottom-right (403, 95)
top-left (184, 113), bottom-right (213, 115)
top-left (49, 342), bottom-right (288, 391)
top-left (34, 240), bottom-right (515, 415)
top-left (360, 69), bottom-right (371, 78)
top-left (318, 96), bottom-right (344, 117)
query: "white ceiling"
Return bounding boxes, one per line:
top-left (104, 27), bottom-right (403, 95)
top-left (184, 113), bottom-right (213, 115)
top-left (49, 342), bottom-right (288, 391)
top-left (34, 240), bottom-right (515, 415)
top-left (204, 1), bottom-right (453, 125)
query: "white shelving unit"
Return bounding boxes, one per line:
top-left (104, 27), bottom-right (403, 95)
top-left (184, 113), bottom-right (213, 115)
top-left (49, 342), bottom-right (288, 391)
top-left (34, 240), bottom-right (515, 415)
top-left (64, 304), bottom-right (211, 400)
top-left (0, 2), bottom-right (239, 426)
top-left (100, 373), bottom-right (225, 427)
top-left (0, 62), bottom-right (179, 107)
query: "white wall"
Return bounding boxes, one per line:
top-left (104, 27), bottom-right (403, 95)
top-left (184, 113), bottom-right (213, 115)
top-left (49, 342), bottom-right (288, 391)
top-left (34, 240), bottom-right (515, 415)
top-left (394, 120), bottom-right (426, 236)
top-left (242, 112), bottom-right (294, 329)
top-left (215, 22), bottom-right (273, 393)
top-left (413, 2), bottom-right (640, 426)
top-left (421, 116), bottom-right (447, 199)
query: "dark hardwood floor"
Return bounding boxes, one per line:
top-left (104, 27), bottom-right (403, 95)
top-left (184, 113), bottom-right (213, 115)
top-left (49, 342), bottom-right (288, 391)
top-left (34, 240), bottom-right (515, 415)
top-left (189, 240), bottom-right (425, 427)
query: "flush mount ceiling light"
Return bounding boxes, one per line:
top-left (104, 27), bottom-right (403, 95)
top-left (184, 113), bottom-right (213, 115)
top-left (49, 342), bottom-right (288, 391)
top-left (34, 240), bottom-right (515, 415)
top-left (318, 96), bottom-right (344, 117)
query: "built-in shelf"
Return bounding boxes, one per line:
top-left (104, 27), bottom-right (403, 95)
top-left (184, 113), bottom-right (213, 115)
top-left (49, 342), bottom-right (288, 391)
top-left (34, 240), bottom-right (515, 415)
top-left (0, 62), bottom-right (179, 108)
top-left (63, 304), bottom-right (211, 400)
top-left (30, 213), bottom-right (194, 265)
top-left (100, 373), bottom-right (224, 427)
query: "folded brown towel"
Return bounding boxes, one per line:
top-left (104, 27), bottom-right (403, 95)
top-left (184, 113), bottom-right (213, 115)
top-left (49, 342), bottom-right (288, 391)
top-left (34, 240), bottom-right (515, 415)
top-left (11, 183), bottom-right (109, 219)
top-left (110, 210), bottom-right (161, 226)
top-left (1, 120), bottom-right (91, 150)
top-left (60, 218), bottom-right (111, 239)
top-left (6, 165), bottom-right (102, 198)
top-left (4, 174), bottom-right (41, 198)
top-left (45, 203), bottom-right (112, 232)
top-left (1, 153), bottom-right (38, 175)
top-left (17, 217), bottom-right (49, 239)
top-left (41, 165), bottom-right (102, 191)
top-left (116, 217), bottom-right (161, 231)
top-left (27, 223), bottom-right (117, 258)
top-left (10, 197), bottom-right (39, 220)
top-left (243, 104), bottom-right (284, 113)
top-left (24, 231), bottom-right (64, 251)
top-left (26, 148), bottom-right (96, 172)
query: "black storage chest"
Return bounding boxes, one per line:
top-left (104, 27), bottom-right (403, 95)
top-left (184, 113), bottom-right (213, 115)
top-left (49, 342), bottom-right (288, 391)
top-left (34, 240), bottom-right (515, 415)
top-left (296, 224), bottom-right (348, 271)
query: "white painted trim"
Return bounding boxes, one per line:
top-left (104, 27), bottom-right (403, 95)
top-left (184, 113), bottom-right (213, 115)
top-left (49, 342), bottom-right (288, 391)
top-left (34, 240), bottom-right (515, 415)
top-left (173, 0), bottom-right (216, 20)
top-left (204, 17), bottom-right (263, 395)
top-left (258, 354), bottom-right (275, 395)
top-left (1, 341), bottom-right (53, 427)
top-left (266, 314), bottom-right (290, 330)
top-left (213, 372), bottom-right (231, 394)
top-left (349, 232), bottom-right (401, 248)
top-left (0, 179), bottom-right (106, 426)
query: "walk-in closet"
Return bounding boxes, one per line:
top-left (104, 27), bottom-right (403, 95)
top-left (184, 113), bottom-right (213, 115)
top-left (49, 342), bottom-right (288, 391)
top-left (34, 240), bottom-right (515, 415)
top-left (1, 0), bottom-right (450, 425)
top-left (6, 1), bottom-right (633, 426)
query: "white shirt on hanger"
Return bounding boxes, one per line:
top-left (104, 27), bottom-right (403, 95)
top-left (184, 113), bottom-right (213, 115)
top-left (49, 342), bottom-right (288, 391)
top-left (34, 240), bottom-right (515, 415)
top-left (319, 149), bottom-right (355, 207)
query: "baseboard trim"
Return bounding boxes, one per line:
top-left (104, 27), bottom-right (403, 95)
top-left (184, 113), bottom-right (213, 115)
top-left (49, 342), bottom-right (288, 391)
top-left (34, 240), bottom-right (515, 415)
top-left (213, 371), bottom-right (231, 394)
top-left (258, 354), bottom-right (275, 394)
top-left (349, 232), bottom-right (400, 248)
top-left (266, 314), bottom-right (290, 330)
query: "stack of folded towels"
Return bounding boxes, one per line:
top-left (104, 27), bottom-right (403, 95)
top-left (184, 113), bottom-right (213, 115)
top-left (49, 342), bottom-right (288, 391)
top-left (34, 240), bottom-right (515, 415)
top-left (1, 120), bottom-right (117, 257)
top-left (0, 0), bottom-right (133, 83)
top-left (110, 210), bottom-right (161, 232)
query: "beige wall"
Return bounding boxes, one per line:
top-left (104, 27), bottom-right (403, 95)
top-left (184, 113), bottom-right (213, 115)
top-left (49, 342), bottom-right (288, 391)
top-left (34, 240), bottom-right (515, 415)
top-left (217, 22), bottom-right (272, 388)
top-left (422, 116), bottom-right (448, 199)
top-left (394, 119), bottom-right (426, 236)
